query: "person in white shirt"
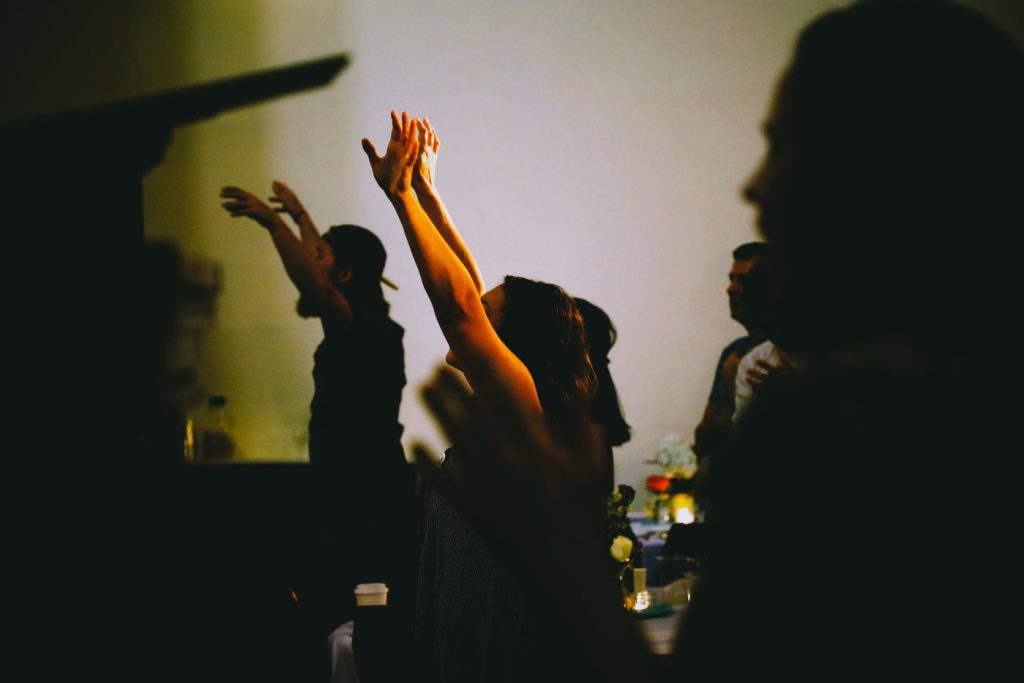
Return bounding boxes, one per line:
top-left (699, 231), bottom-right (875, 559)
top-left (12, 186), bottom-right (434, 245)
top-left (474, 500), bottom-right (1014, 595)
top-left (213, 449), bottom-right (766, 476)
top-left (731, 339), bottom-right (801, 427)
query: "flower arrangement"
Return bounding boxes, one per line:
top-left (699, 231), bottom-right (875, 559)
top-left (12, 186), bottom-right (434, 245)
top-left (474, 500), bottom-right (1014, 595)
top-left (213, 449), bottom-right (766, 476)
top-left (642, 434), bottom-right (700, 523)
top-left (605, 484), bottom-right (638, 564)
top-left (644, 433), bottom-right (698, 478)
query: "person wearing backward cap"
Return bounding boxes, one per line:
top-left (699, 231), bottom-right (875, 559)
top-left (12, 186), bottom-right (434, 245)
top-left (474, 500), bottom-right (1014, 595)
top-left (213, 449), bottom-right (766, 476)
top-left (219, 181), bottom-right (417, 662)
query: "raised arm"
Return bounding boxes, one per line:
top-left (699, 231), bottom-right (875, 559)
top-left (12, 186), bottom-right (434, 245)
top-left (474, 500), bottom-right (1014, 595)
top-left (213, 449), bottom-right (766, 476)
top-left (219, 185), bottom-right (352, 325)
top-left (362, 112), bottom-right (538, 410)
top-left (412, 118), bottom-right (485, 294)
top-left (268, 180), bottom-right (324, 259)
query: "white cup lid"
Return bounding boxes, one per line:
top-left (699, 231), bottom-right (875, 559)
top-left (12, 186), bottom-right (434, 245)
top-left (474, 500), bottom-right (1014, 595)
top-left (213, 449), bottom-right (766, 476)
top-left (354, 582), bottom-right (389, 595)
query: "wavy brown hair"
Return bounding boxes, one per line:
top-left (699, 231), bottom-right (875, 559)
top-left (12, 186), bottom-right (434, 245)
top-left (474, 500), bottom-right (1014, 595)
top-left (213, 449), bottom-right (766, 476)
top-left (497, 276), bottom-right (597, 448)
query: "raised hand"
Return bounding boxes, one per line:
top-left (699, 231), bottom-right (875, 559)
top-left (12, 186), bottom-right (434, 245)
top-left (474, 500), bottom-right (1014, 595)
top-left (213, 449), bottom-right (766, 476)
top-left (268, 180), bottom-right (307, 222)
top-left (220, 186), bottom-right (284, 230)
top-left (413, 366), bottom-right (607, 576)
top-left (413, 117), bottom-right (440, 191)
top-left (412, 367), bottom-right (649, 681)
top-left (361, 110), bottom-right (419, 197)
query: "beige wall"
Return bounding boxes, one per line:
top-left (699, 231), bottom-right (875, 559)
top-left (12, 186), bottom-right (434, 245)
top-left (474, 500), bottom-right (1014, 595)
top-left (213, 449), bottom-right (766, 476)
top-left (7, 1), bottom-right (1018, 499)
top-left (145, 0), bottom-right (858, 486)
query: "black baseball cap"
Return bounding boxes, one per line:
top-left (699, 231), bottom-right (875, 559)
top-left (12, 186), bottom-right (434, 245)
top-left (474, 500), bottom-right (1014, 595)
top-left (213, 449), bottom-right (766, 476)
top-left (322, 224), bottom-right (397, 290)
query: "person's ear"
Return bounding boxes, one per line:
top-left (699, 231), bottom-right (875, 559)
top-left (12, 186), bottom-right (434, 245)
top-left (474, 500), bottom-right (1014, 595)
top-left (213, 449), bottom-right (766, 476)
top-left (335, 268), bottom-right (354, 284)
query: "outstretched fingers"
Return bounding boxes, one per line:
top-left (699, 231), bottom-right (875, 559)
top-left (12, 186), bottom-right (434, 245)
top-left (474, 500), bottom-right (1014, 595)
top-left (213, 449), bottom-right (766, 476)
top-left (390, 110), bottom-right (402, 142)
top-left (423, 117), bottom-right (439, 152)
top-left (399, 131), bottom-right (419, 171)
top-left (219, 186), bottom-right (248, 200)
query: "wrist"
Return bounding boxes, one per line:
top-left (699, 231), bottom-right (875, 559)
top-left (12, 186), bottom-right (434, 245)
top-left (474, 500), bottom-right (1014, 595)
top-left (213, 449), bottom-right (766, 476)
top-left (389, 188), bottom-right (417, 205)
top-left (412, 172), bottom-right (434, 190)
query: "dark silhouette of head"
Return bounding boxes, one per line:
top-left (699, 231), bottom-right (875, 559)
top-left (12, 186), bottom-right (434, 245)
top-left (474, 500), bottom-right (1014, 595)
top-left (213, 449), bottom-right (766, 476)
top-left (728, 242), bottom-right (773, 333)
top-left (574, 298), bottom-right (631, 448)
top-left (497, 276), bottom-right (596, 446)
top-left (732, 242), bottom-right (771, 263)
top-left (744, 0), bottom-right (1023, 359)
top-left (298, 224), bottom-right (390, 318)
top-left (698, 2), bottom-right (1023, 675)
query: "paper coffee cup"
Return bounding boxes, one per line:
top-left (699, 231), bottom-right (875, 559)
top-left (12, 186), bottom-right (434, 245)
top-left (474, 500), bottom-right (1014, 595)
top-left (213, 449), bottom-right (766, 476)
top-left (354, 582), bottom-right (389, 607)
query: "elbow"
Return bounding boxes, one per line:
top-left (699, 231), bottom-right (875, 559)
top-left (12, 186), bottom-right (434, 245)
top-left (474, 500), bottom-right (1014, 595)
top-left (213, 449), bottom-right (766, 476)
top-left (434, 299), bottom-right (469, 327)
top-left (435, 287), bottom-right (484, 328)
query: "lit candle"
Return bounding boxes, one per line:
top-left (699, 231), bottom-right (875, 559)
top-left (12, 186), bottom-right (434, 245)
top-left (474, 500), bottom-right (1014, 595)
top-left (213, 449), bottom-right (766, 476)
top-left (670, 493), bottom-right (696, 525)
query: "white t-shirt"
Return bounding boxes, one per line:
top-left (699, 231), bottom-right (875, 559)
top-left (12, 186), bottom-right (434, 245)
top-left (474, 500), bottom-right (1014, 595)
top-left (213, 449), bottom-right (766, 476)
top-left (733, 340), bottom-right (803, 426)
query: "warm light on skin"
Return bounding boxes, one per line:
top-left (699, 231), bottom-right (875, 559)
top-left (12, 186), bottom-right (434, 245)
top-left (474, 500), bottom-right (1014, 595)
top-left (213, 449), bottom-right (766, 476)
top-left (446, 284), bottom-right (506, 371)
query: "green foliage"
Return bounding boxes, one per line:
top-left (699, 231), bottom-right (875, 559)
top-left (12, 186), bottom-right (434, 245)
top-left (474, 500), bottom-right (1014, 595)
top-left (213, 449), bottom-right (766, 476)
top-left (605, 484), bottom-right (637, 546)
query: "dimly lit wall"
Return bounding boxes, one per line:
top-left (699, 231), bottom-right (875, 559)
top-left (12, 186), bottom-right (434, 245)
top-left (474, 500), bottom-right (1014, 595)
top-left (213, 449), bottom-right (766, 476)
top-left (7, 1), bottom-right (1019, 501)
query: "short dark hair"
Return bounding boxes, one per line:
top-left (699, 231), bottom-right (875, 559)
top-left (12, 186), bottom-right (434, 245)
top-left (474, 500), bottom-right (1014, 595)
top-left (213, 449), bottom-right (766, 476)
top-left (322, 224), bottom-right (387, 281)
top-left (321, 224), bottom-right (389, 315)
top-left (732, 242), bottom-right (771, 261)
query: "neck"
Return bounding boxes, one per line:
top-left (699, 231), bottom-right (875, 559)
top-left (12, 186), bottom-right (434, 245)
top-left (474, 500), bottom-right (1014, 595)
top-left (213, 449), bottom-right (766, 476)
top-left (743, 324), bottom-right (767, 342)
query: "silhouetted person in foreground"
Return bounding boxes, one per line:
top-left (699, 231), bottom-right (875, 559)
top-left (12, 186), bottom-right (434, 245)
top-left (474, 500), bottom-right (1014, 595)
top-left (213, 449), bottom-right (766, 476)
top-left (414, 1), bottom-right (1022, 681)
top-left (220, 182), bottom-right (416, 677)
top-left (679, 2), bottom-right (1020, 676)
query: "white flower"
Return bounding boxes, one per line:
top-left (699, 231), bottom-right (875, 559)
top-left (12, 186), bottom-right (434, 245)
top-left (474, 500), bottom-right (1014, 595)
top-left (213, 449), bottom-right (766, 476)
top-left (648, 433), bottom-right (697, 476)
top-left (610, 535), bottom-right (633, 563)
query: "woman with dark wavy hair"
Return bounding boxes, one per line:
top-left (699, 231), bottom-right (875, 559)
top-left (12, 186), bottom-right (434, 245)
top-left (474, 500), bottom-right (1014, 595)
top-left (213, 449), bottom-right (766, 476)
top-left (364, 114), bottom-right (595, 448)
top-left (363, 113), bottom-right (596, 682)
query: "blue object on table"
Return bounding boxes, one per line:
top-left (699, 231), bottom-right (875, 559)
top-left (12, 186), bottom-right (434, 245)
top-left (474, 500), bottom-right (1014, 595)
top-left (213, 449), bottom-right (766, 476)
top-left (629, 518), bottom-right (669, 584)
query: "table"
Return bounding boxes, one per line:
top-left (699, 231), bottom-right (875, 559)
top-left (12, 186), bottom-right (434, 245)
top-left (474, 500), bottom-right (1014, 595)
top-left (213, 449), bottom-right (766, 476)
top-left (636, 604), bottom-right (685, 655)
top-left (629, 513), bottom-right (670, 583)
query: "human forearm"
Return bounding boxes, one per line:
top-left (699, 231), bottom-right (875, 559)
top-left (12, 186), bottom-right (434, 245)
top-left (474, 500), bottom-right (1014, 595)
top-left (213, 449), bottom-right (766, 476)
top-left (268, 181), bottom-right (324, 256)
top-left (267, 221), bottom-right (334, 300)
top-left (390, 190), bottom-right (484, 326)
top-left (293, 210), bottom-right (323, 252)
top-left (415, 185), bottom-right (485, 294)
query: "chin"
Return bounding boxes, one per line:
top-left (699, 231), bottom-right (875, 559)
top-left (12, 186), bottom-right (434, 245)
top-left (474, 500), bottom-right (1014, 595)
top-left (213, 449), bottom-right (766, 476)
top-left (445, 351), bottom-right (462, 371)
top-left (296, 296), bottom-right (322, 319)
